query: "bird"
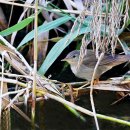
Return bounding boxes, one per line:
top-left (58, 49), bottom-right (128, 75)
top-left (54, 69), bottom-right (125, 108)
top-left (62, 50), bottom-right (130, 81)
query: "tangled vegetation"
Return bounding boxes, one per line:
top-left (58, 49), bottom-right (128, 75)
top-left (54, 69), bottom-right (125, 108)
top-left (0, 0), bottom-right (130, 130)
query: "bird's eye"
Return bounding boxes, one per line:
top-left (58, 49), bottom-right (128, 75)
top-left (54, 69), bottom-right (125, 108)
top-left (73, 55), bottom-right (77, 58)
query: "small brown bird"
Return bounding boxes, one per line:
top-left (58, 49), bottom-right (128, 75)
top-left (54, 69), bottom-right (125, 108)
top-left (62, 50), bottom-right (129, 81)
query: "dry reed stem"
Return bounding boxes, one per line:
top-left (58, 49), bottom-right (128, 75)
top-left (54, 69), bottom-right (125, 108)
top-left (44, 92), bottom-right (130, 127)
top-left (90, 52), bottom-right (104, 130)
top-left (1, 1), bottom-right (125, 17)
top-left (31, 0), bottom-right (38, 127)
top-left (0, 51), bottom-right (5, 124)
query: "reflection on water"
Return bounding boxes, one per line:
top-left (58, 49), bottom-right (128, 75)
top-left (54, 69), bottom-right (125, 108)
top-left (10, 91), bottom-right (130, 130)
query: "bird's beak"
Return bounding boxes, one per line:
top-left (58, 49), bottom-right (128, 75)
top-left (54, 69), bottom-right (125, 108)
top-left (61, 58), bottom-right (67, 61)
top-left (61, 58), bottom-right (72, 64)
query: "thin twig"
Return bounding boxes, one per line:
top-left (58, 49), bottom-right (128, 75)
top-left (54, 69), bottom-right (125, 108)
top-left (0, 77), bottom-right (28, 88)
top-left (0, 51), bottom-right (5, 125)
top-left (0, 72), bottom-right (33, 79)
top-left (0, 0), bottom-right (38, 9)
top-left (1, 87), bottom-right (30, 99)
top-left (0, 36), bottom-right (32, 73)
top-left (3, 98), bottom-right (39, 128)
top-left (90, 52), bottom-right (104, 130)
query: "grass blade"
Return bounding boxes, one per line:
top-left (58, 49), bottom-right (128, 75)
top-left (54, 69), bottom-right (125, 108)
top-left (0, 16), bottom-right (34, 36)
top-left (18, 15), bottom-right (72, 49)
top-left (38, 27), bottom-right (90, 75)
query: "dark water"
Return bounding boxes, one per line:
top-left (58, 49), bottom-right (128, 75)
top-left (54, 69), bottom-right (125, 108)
top-left (10, 64), bottom-right (130, 130)
top-left (11, 91), bottom-right (130, 130)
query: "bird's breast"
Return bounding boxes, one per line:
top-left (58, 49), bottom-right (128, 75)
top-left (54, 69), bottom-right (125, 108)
top-left (70, 64), bottom-right (94, 81)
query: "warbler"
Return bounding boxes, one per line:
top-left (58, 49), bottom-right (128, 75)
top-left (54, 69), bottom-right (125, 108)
top-left (62, 50), bottom-right (129, 81)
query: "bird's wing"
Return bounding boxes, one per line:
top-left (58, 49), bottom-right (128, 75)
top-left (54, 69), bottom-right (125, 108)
top-left (99, 55), bottom-right (128, 66)
top-left (82, 54), bottom-right (129, 68)
top-left (82, 55), bottom-right (97, 67)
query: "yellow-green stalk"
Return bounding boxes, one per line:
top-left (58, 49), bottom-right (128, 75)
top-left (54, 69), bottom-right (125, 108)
top-left (32, 0), bottom-right (38, 129)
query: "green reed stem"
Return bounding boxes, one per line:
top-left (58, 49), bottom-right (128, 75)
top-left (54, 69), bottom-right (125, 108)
top-left (32, 0), bottom-right (38, 129)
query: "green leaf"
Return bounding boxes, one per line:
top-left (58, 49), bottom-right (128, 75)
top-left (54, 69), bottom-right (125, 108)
top-left (64, 105), bottom-right (86, 122)
top-left (17, 15), bottom-right (72, 49)
top-left (0, 16), bottom-right (34, 36)
top-left (38, 27), bottom-right (90, 75)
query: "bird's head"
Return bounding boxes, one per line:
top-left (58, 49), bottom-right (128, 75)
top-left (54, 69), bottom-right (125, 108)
top-left (61, 50), bottom-right (80, 65)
